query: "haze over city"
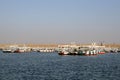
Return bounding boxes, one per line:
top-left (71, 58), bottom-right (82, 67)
top-left (0, 0), bottom-right (120, 44)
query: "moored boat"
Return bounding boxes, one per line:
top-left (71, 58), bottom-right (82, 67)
top-left (98, 51), bottom-right (105, 54)
top-left (98, 50), bottom-right (106, 54)
top-left (77, 50), bottom-right (97, 56)
top-left (58, 50), bottom-right (69, 55)
top-left (2, 49), bottom-right (13, 53)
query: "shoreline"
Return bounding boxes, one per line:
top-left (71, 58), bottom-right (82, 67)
top-left (0, 43), bottom-right (120, 49)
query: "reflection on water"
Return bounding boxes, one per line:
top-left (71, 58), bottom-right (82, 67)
top-left (0, 51), bottom-right (120, 80)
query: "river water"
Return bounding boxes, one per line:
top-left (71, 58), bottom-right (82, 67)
top-left (0, 51), bottom-right (120, 80)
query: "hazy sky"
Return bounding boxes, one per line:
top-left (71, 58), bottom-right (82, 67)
top-left (0, 0), bottom-right (120, 44)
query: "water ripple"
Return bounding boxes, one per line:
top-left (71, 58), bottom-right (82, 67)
top-left (0, 52), bottom-right (120, 80)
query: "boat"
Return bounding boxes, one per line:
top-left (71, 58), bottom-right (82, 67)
top-left (2, 49), bottom-right (13, 53)
top-left (98, 51), bottom-right (105, 54)
top-left (58, 50), bottom-right (69, 55)
top-left (57, 44), bottom-right (99, 56)
top-left (77, 50), bottom-right (97, 56)
top-left (77, 50), bottom-right (87, 55)
top-left (98, 50), bottom-right (106, 54)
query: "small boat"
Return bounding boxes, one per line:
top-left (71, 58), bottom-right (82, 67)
top-left (77, 50), bottom-right (86, 55)
top-left (98, 50), bottom-right (106, 54)
top-left (98, 51), bottom-right (105, 54)
top-left (13, 48), bottom-right (27, 53)
top-left (2, 49), bottom-right (13, 53)
top-left (77, 50), bottom-right (97, 56)
top-left (58, 50), bottom-right (69, 55)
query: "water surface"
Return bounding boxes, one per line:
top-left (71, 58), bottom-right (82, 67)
top-left (0, 51), bottom-right (120, 80)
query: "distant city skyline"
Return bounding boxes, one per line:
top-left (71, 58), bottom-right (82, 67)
top-left (0, 0), bottom-right (120, 44)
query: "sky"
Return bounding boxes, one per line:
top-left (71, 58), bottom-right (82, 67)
top-left (0, 0), bottom-right (120, 44)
